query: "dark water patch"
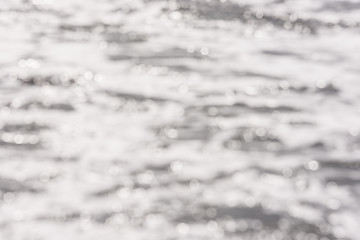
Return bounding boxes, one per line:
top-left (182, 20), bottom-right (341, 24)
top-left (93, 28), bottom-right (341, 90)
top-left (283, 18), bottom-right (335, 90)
top-left (317, 159), bottom-right (360, 170)
top-left (195, 91), bottom-right (230, 98)
top-left (104, 89), bottom-right (178, 103)
top-left (174, 205), bottom-right (282, 228)
top-left (7, 100), bottom-right (75, 112)
top-left (316, 83), bottom-right (340, 95)
top-left (252, 166), bottom-right (286, 177)
top-left (92, 211), bottom-right (118, 224)
top-left (17, 73), bottom-right (92, 87)
top-left (53, 156), bottom-right (78, 162)
top-left (262, 50), bottom-right (303, 59)
top-left (161, 63), bottom-right (193, 73)
top-left (146, 163), bottom-right (171, 173)
top-left (172, 202), bottom-right (337, 239)
top-left (108, 47), bottom-right (208, 61)
top-left (1, 122), bottom-right (49, 133)
top-left (284, 221), bottom-right (337, 240)
top-left (91, 184), bottom-right (123, 197)
top-left (213, 206), bottom-right (281, 228)
top-left (232, 70), bottom-right (284, 80)
top-left (132, 181), bottom-right (157, 190)
top-left (325, 176), bottom-right (360, 186)
top-left (19, 75), bottom-right (76, 86)
top-left (224, 127), bottom-right (283, 152)
top-left (287, 119), bottom-right (314, 127)
top-left (204, 170), bottom-right (246, 184)
top-left (288, 85), bottom-right (309, 93)
top-left (319, 1), bottom-right (360, 12)
top-left (188, 102), bottom-right (299, 118)
top-left (0, 177), bottom-right (42, 193)
top-left (59, 22), bottom-right (122, 33)
top-left (301, 141), bottom-right (329, 152)
top-left (110, 6), bottom-right (138, 14)
top-left (347, 135), bottom-right (360, 150)
top-left (156, 123), bottom-right (217, 142)
top-left (37, 211), bottom-right (81, 222)
top-left (104, 31), bottom-right (147, 44)
top-left (251, 104), bottom-right (299, 113)
top-left (144, 62), bottom-right (199, 74)
top-left (188, 104), bottom-right (242, 118)
top-left (279, 140), bottom-right (331, 156)
top-left (232, 102), bottom-right (299, 114)
top-left (170, 0), bottom-right (344, 34)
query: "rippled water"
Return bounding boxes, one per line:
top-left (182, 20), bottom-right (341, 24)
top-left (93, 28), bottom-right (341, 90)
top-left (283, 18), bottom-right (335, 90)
top-left (1, 0), bottom-right (360, 239)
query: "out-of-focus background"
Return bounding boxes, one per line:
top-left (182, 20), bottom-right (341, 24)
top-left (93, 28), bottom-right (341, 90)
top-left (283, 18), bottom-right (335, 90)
top-left (1, 0), bottom-right (360, 239)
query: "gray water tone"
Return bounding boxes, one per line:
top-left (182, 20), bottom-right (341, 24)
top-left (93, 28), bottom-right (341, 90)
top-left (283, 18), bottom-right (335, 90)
top-left (1, 0), bottom-right (360, 239)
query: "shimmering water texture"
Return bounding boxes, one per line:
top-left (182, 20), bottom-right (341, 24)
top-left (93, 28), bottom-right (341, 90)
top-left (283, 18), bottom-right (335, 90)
top-left (1, 0), bottom-right (360, 239)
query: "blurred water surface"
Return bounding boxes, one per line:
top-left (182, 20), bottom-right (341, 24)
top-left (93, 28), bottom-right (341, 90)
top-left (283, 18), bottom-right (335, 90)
top-left (1, 0), bottom-right (360, 239)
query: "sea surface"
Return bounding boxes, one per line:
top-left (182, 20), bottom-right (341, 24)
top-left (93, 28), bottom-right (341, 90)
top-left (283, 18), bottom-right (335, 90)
top-left (1, 0), bottom-right (360, 239)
